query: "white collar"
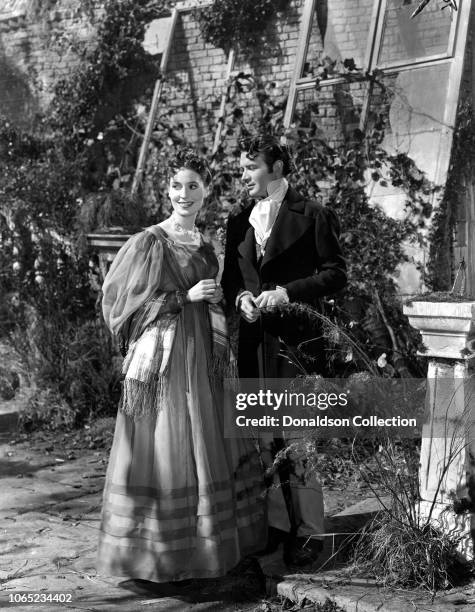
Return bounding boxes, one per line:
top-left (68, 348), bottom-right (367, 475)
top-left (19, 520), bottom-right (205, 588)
top-left (249, 178), bottom-right (289, 252)
top-left (265, 177), bottom-right (288, 199)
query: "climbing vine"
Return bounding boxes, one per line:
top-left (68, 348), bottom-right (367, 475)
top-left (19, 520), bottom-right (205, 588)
top-left (427, 101), bottom-right (475, 292)
top-left (1, 0), bottom-right (460, 429)
top-left (50, 0), bottom-right (171, 137)
top-left (204, 71), bottom-right (435, 375)
top-left (197, 0), bottom-right (291, 54)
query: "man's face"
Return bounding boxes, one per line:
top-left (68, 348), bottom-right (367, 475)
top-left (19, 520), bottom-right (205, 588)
top-left (239, 152), bottom-right (276, 198)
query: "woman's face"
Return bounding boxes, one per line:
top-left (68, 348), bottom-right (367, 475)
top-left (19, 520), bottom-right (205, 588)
top-left (168, 168), bottom-right (207, 218)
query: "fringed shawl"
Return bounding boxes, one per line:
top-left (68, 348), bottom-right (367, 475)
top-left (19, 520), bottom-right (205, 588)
top-left (102, 225), bottom-right (235, 418)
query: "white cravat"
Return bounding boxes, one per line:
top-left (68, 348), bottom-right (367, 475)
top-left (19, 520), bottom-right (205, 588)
top-left (249, 177), bottom-right (289, 255)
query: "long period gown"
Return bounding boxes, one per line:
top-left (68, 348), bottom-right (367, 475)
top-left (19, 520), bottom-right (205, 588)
top-left (96, 225), bottom-right (266, 582)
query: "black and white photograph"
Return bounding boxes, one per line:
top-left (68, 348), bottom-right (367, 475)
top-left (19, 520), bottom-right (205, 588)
top-left (1, 0), bottom-right (475, 610)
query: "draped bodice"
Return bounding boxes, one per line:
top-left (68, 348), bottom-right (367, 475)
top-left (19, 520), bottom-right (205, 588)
top-left (102, 224), bottom-right (219, 335)
top-left (151, 226), bottom-right (219, 292)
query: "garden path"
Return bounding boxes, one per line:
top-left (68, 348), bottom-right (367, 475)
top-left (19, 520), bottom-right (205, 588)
top-left (1, 373), bottom-right (475, 610)
top-left (0, 424), bottom-right (271, 611)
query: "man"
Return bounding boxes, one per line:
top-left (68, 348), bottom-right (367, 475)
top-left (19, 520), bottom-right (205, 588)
top-left (222, 135), bottom-right (347, 566)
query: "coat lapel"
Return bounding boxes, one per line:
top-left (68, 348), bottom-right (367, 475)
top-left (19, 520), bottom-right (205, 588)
top-left (237, 224), bottom-right (257, 265)
top-left (261, 187), bottom-right (314, 269)
top-left (236, 205), bottom-right (260, 290)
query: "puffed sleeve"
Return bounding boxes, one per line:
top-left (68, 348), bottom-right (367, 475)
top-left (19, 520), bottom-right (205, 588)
top-left (102, 231), bottom-right (164, 335)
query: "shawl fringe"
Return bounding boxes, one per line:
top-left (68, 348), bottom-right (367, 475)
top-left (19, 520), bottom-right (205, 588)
top-left (119, 376), bottom-right (168, 419)
top-left (211, 354), bottom-right (238, 381)
top-left (120, 301), bottom-right (235, 420)
top-left (120, 354), bottom-right (237, 420)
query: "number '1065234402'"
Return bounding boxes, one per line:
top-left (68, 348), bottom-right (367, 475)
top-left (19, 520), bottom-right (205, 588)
top-left (7, 592), bottom-right (73, 605)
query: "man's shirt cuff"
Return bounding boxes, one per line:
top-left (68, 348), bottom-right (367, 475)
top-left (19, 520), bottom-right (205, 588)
top-left (235, 290), bottom-right (253, 311)
top-left (275, 286), bottom-right (290, 303)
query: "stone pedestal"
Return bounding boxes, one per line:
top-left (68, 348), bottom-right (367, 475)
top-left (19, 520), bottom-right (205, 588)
top-left (403, 300), bottom-right (475, 558)
top-left (87, 233), bottom-right (130, 280)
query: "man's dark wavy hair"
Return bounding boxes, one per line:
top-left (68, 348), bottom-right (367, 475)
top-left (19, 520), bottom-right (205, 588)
top-left (168, 148), bottom-right (213, 185)
top-left (239, 135), bottom-right (294, 176)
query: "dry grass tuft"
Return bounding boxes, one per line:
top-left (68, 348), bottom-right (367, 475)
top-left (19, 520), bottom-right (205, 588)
top-left (352, 510), bottom-right (471, 591)
top-left (349, 439), bottom-right (474, 592)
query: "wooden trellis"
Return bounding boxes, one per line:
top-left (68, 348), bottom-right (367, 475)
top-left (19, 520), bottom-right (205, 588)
top-left (132, 7), bottom-right (179, 196)
top-left (131, 0), bottom-right (473, 295)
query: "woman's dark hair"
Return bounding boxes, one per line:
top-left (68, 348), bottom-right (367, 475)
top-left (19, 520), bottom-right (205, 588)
top-left (239, 136), bottom-right (294, 176)
top-left (168, 148), bottom-right (213, 185)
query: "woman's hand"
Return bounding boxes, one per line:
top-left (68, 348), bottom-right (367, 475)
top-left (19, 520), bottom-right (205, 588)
top-left (205, 285), bottom-right (223, 304)
top-left (186, 279), bottom-right (219, 303)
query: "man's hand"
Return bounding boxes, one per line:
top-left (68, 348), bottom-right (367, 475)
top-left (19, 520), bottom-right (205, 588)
top-left (239, 294), bottom-right (260, 323)
top-left (255, 288), bottom-right (289, 308)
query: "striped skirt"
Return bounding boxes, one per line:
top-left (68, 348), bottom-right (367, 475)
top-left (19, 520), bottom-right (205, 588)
top-left (96, 303), bottom-right (266, 582)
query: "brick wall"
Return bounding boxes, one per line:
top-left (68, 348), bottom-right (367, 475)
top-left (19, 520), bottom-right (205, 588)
top-left (165, 0), bottom-right (304, 146)
top-left (305, 0), bottom-right (374, 75)
top-left (162, 0), bottom-right (376, 148)
top-left (0, 0), bottom-right (472, 292)
top-left (295, 79), bottom-right (367, 148)
top-left (1, 1), bottom-right (461, 145)
top-left (0, 1), bottom-right (101, 127)
top-left (0, 0), bottom-right (305, 142)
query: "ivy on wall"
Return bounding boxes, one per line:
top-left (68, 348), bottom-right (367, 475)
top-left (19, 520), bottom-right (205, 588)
top-left (51, 0), bottom-right (171, 137)
top-left (205, 71), bottom-right (435, 375)
top-left (427, 101), bottom-right (475, 292)
top-left (2, 0), bottom-right (463, 429)
top-left (196, 0), bottom-right (291, 53)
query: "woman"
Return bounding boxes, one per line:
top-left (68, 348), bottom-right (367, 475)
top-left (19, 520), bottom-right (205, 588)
top-left (96, 149), bottom-right (266, 583)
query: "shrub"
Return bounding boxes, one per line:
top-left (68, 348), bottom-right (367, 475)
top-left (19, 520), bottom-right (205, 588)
top-left (14, 314), bottom-right (122, 430)
top-left (0, 0), bottom-right (175, 428)
top-left (350, 438), bottom-right (473, 591)
top-left (353, 511), bottom-right (469, 590)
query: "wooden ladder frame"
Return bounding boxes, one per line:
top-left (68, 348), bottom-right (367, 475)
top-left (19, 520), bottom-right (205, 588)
top-left (131, 0), bottom-right (234, 193)
top-left (131, 7), bottom-right (179, 196)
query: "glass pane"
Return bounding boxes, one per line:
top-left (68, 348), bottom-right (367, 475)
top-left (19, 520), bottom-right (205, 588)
top-left (366, 64), bottom-right (451, 181)
top-left (303, 0), bottom-right (374, 78)
top-left (378, 0), bottom-right (454, 66)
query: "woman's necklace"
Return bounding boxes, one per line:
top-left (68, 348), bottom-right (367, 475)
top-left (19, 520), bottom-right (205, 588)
top-left (170, 215), bottom-right (200, 242)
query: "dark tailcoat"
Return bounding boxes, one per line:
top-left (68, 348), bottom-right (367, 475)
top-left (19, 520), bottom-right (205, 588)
top-left (222, 186), bottom-right (347, 378)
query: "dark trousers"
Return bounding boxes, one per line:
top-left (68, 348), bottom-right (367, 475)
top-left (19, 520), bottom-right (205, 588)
top-left (237, 318), bottom-right (325, 540)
